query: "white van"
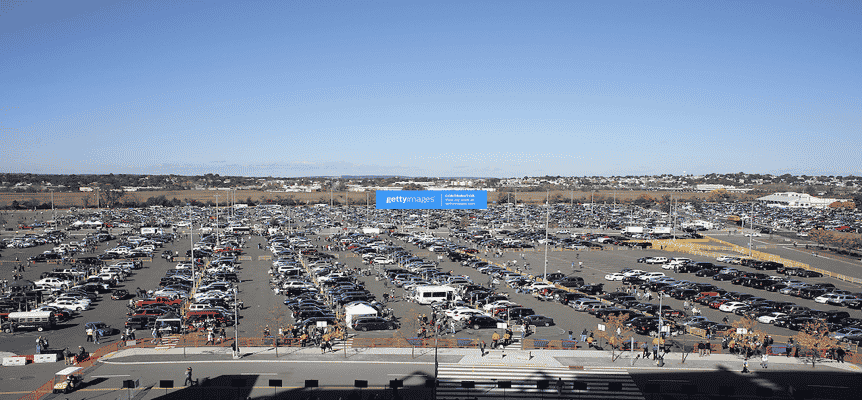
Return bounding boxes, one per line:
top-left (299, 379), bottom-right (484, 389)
top-left (412, 285), bottom-right (458, 305)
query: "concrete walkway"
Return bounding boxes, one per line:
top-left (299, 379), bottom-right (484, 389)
top-left (99, 345), bottom-right (862, 373)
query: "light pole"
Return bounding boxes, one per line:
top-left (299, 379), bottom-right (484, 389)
top-left (233, 287), bottom-right (240, 358)
top-left (543, 191), bottom-right (549, 281)
top-left (657, 292), bottom-right (664, 366)
top-left (49, 190), bottom-right (54, 223)
top-left (189, 205), bottom-right (195, 294)
top-left (215, 195), bottom-right (220, 245)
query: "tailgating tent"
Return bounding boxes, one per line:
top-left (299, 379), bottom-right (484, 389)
top-left (344, 303), bottom-right (378, 326)
top-left (156, 313), bottom-right (182, 334)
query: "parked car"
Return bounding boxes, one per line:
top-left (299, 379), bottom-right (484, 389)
top-left (520, 314), bottom-right (555, 327)
top-left (84, 321), bottom-right (118, 337)
top-left (352, 317), bottom-right (397, 331)
top-left (465, 315), bottom-right (502, 330)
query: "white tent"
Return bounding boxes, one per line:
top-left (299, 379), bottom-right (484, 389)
top-left (344, 303), bottom-right (378, 326)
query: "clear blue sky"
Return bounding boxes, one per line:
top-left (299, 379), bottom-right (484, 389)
top-left (1, 0), bottom-right (860, 178)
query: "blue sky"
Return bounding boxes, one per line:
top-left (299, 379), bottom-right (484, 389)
top-left (1, 0), bottom-right (860, 178)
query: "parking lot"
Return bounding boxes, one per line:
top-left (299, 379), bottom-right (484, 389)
top-left (2, 204), bottom-right (862, 366)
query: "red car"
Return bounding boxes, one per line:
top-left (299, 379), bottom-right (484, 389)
top-left (708, 298), bottom-right (731, 309)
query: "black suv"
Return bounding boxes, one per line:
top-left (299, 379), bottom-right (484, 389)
top-left (465, 315), bottom-right (501, 330)
top-left (352, 317), bottom-right (397, 331)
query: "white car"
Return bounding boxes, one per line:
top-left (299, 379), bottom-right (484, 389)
top-left (445, 307), bottom-right (485, 321)
top-left (718, 301), bottom-right (748, 313)
top-left (555, 230), bottom-right (570, 234)
top-left (640, 272), bottom-right (666, 281)
top-left (49, 299), bottom-right (91, 312)
top-left (757, 312), bottom-right (787, 324)
top-left (623, 269), bottom-right (646, 277)
top-left (483, 300), bottom-right (518, 312)
top-left (814, 293), bottom-right (853, 304)
top-left (744, 232), bottom-right (761, 237)
top-left (282, 281), bottom-right (315, 290)
top-left (604, 273), bottom-right (626, 281)
top-left (525, 282), bottom-right (555, 292)
top-left (644, 257), bottom-right (668, 264)
top-left (35, 277), bottom-right (72, 288)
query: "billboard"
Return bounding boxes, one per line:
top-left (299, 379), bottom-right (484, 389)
top-left (376, 190), bottom-right (487, 210)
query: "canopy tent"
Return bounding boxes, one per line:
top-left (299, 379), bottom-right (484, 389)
top-left (344, 303), bottom-right (378, 326)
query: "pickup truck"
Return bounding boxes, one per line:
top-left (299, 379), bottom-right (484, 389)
top-left (135, 297), bottom-right (184, 308)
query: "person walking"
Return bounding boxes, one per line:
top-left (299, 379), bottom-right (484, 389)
top-left (491, 331), bottom-right (500, 349)
top-left (760, 353), bottom-right (768, 369)
top-left (206, 330), bottom-right (214, 345)
top-left (93, 329), bottom-right (101, 345)
top-left (741, 358), bottom-right (750, 373)
top-left (587, 334), bottom-right (595, 349)
top-left (836, 347), bottom-right (846, 363)
top-left (184, 367), bottom-right (194, 386)
top-left (479, 340), bottom-right (486, 357)
top-left (63, 347), bottom-right (72, 365)
top-left (86, 327), bottom-right (94, 342)
top-left (580, 329), bottom-right (588, 343)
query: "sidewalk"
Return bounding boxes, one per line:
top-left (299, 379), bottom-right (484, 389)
top-left (100, 345), bottom-right (862, 373)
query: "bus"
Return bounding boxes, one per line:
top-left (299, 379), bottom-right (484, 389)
top-left (6, 311), bottom-right (57, 333)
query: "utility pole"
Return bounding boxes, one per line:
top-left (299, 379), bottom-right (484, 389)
top-left (189, 205), bottom-right (195, 293)
top-left (215, 195), bottom-right (220, 245)
top-left (543, 190), bottom-right (549, 281)
top-left (233, 287), bottom-right (240, 358)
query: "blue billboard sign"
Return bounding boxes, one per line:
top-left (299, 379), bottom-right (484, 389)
top-left (376, 190), bottom-right (487, 210)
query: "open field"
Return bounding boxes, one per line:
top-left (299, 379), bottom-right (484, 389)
top-left (0, 189), bottom-right (731, 208)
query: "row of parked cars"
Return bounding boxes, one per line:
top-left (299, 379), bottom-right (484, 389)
top-left (124, 234), bottom-right (244, 333)
top-left (622, 256), bottom-right (862, 344)
top-left (267, 233), bottom-right (398, 333)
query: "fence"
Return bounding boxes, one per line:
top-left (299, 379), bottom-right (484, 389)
top-left (351, 337), bottom-right (481, 349)
top-left (17, 332), bottom-right (861, 400)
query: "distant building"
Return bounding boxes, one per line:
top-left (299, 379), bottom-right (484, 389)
top-left (757, 192), bottom-right (840, 209)
top-left (695, 184), bottom-right (752, 193)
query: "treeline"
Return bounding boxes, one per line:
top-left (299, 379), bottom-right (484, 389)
top-left (808, 229), bottom-right (862, 253)
top-left (0, 173), bottom-right (258, 192)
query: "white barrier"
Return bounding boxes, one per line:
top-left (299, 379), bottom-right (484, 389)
top-left (2, 356), bottom-right (27, 366)
top-left (34, 353), bottom-right (57, 363)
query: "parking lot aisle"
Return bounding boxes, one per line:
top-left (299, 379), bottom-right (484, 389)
top-left (233, 235), bottom-right (285, 342)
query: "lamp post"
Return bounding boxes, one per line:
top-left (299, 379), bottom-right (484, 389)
top-left (543, 191), bottom-right (549, 281)
top-left (233, 287), bottom-right (240, 358)
top-left (434, 319), bottom-right (439, 400)
top-left (657, 292), bottom-right (664, 366)
top-left (49, 190), bottom-right (54, 222)
top-left (189, 205), bottom-right (195, 294)
top-left (214, 195), bottom-right (220, 245)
